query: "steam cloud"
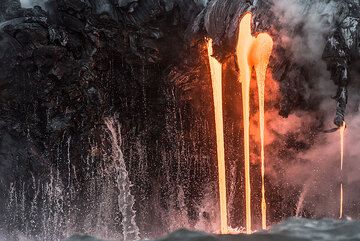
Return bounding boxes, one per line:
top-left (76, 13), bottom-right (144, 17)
top-left (20, 0), bottom-right (46, 8)
top-left (266, 0), bottom-right (360, 218)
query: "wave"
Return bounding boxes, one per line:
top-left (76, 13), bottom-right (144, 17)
top-left (64, 218), bottom-right (360, 241)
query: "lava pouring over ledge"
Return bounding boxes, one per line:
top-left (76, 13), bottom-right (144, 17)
top-left (339, 122), bottom-right (346, 219)
top-left (207, 39), bottom-right (228, 234)
top-left (236, 13), bottom-right (273, 233)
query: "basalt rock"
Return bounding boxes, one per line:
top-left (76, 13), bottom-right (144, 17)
top-left (1, 0), bottom-right (360, 240)
top-left (0, 0), bottom-right (207, 238)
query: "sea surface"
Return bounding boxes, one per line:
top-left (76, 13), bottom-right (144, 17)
top-left (64, 218), bottom-right (360, 241)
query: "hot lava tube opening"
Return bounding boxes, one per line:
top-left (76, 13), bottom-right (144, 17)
top-left (339, 122), bottom-right (346, 219)
top-left (236, 12), bottom-right (273, 233)
top-left (207, 39), bottom-right (228, 234)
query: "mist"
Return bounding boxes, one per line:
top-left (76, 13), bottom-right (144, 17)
top-left (20, 0), bottom-right (46, 8)
top-left (265, 0), bottom-right (360, 218)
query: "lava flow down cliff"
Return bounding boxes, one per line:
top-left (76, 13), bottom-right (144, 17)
top-left (1, 0), bottom-right (360, 241)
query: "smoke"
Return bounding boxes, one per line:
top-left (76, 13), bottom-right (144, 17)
top-left (265, 0), bottom-right (360, 218)
top-left (273, 0), bottom-right (338, 62)
top-left (195, 0), bottom-right (209, 7)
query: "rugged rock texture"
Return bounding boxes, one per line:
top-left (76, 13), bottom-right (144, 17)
top-left (0, 0), bottom-right (212, 239)
top-left (1, 0), bottom-right (360, 240)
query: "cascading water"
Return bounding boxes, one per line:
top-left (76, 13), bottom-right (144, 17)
top-left (104, 118), bottom-right (140, 241)
top-left (2, 1), bottom-right (360, 240)
top-left (5, 117), bottom-right (141, 241)
top-left (7, 138), bottom-right (76, 241)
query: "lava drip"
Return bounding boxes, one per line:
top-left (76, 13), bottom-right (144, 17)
top-left (207, 39), bottom-right (228, 234)
top-left (339, 122), bottom-right (346, 219)
top-left (236, 13), bottom-right (273, 233)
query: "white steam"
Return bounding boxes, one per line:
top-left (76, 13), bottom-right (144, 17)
top-left (20, 0), bottom-right (46, 9)
top-left (273, 0), bottom-right (339, 63)
top-left (268, 0), bottom-right (360, 218)
top-left (195, 0), bottom-right (209, 7)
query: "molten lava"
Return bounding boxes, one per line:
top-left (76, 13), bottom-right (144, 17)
top-left (339, 122), bottom-right (346, 219)
top-left (340, 183), bottom-right (344, 219)
top-left (236, 13), bottom-right (273, 233)
top-left (207, 39), bottom-right (228, 234)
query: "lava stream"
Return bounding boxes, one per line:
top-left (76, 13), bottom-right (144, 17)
top-left (340, 183), bottom-right (343, 219)
top-left (207, 39), bottom-right (228, 234)
top-left (236, 13), bottom-right (273, 233)
top-left (339, 122), bottom-right (346, 219)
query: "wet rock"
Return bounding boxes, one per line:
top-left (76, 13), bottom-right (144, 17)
top-left (48, 115), bottom-right (72, 131)
top-left (3, 0), bottom-right (360, 239)
top-left (193, 0), bottom-right (251, 60)
top-left (0, 0), bottom-right (21, 21)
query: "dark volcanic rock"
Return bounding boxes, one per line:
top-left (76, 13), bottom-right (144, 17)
top-left (0, 0), bottom-right (212, 239)
top-left (1, 0), bottom-right (360, 240)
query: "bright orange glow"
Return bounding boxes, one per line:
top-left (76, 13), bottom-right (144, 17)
top-left (340, 122), bottom-right (345, 171)
top-left (207, 39), bottom-right (228, 234)
top-left (236, 13), bottom-right (273, 233)
top-left (340, 183), bottom-right (343, 219)
top-left (339, 122), bottom-right (346, 219)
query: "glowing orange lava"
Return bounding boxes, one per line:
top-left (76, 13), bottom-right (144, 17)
top-left (340, 183), bottom-right (343, 219)
top-left (207, 39), bottom-right (228, 234)
top-left (236, 13), bottom-right (273, 233)
top-left (339, 122), bottom-right (346, 219)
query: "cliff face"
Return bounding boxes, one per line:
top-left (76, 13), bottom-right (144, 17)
top-left (1, 0), bottom-right (360, 240)
top-left (197, 0), bottom-right (359, 120)
top-left (193, 0), bottom-right (360, 224)
top-left (0, 0), bottom-right (212, 239)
